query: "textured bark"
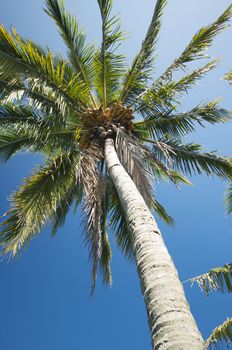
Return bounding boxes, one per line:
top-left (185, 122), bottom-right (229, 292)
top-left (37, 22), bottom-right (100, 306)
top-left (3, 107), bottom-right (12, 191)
top-left (105, 138), bottom-right (205, 350)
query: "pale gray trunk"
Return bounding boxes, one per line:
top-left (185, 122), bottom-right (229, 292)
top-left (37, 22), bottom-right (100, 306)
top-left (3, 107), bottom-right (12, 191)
top-left (105, 138), bottom-right (204, 350)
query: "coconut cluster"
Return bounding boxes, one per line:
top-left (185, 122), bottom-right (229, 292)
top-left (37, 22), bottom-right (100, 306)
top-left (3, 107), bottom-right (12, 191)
top-left (81, 103), bottom-right (134, 134)
top-left (79, 103), bottom-right (134, 148)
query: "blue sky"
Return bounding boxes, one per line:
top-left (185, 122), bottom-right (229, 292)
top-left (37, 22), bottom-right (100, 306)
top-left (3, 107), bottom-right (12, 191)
top-left (0, 1), bottom-right (232, 349)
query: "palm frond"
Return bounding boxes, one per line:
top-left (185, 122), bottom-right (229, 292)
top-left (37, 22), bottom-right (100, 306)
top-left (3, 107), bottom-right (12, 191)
top-left (0, 25), bottom-right (88, 112)
top-left (135, 99), bottom-right (231, 138)
top-left (51, 182), bottom-right (83, 236)
top-left (99, 191), bottom-right (112, 286)
top-left (44, 0), bottom-right (97, 107)
top-left (0, 103), bottom-right (40, 124)
top-left (225, 185), bottom-right (232, 215)
top-left (115, 127), bottom-right (154, 206)
top-left (78, 145), bottom-right (112, 293)
top-left (95, 0), bottom-right (125, 105)
top-left (137, 60), bottom-right (218, 116)
top-left (206, 318), bottom-right (232, 349)
top-left (0, 151), bottom-right (80, 256)
top-left (187, 263), bottom-right (232, 296)
top-left (0, 118), bottom-right (75, 161)
top-left (0, 76), bottom-right (72, 120)
top-left (225, 70), bottom-right (232, 84)
top-left (159, 4), bottom-right (232, 81)
top-left (120, 0), bottom-right (167, 104)
top-left (152, 138), bottom-right (232, 179)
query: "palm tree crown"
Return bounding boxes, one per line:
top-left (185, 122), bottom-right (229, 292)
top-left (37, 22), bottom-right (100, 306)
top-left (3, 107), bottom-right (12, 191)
top-left (0, 0), bottom-right (232, 293)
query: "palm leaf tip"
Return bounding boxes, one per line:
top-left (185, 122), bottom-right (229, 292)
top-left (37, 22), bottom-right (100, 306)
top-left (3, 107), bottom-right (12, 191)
top-left (206, 318), bottom-right (232, 349)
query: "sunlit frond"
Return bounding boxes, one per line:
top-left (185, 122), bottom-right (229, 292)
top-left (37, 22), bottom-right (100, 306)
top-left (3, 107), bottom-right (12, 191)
top-left (120, 0), bottom-right (167, 104)
top-left (0, 25), bottom-right (88, 112)
top-left (206, 318), bottom-right (232, 349)
top-left (225, 70), bottom-right (232, 84)
top-left (0, 151), bottom-right (80, 256)
top-left (95, 0), bottom-right (125, 105)
top-left (188, 263), bottom-right (232, 296)
top-left (0, 75), bottom-right (73, 120)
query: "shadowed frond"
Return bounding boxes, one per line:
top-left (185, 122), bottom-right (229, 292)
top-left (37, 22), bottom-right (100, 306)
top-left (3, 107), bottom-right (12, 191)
top-left (206, 318), bottom-right (232, 349)
top-left (95, 0), bottom-right (125, 105)
top-left (135, 99), bottom-right (231, 138)
top-left (120, 0), bottom-right (167, 104)
top-left (115, 128), bottom-right (154, 206)
top-left (44, 0), bottom-right (97, 107)
top-left (0, 103), bottom-right (41, 124)
top-left (159, 4), bottom-right (232, 81)
top-left (114, 128), bottom-right (173, 224)
top-left (0, 150), bottom-right (80, 256)
top-left (187, 263), bottom-right (232, 296)
top-left (99, 181), bottom-right (112, 286)
top-left (151, 138), bottom-right (232, 179)
top-left (225, 185), bottom-right (232, 214)
top-left (78, 145), bottom-right (112, 293)
top-left (51, 182), bottom-right (83, 236)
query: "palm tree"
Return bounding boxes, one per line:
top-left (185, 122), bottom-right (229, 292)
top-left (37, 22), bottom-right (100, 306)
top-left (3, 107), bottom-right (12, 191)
top-left (0, 0), bottom-right (232, 348)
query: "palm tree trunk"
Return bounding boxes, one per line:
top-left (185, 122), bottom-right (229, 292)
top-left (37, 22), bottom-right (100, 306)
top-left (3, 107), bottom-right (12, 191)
top-left (104, 138), bottom-right (205, 350)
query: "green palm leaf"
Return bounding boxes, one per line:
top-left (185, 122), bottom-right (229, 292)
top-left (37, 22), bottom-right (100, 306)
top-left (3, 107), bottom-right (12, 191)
top-left (0, 25), bottom-right (88, 111)
top-left (152, 138), bottom-right (232, 179)
top-left (137, 60), bottom-right (218, 116)
top-left (0, 76), bottom-right (72, 119)
top-left (225, 70), bottom-right (232, 84)
top-left (95, 0), bottom-right (125, 105)
top-left (0, 117), bottom-right (75, 161)
top-left (44, 0), bottom-right (97, 107)
top-left (120, 0), bottom-right (167, 104)
top-left (206, 318), bottom-right (232, 349)
top-left (159, 4), bottom-right (232, 81)
top-left (225, 185), bottom-right (232, 214)
top-left (51, 182), bottom-right (83, 236)
top-left (135, 99), bottom-right (231, 138)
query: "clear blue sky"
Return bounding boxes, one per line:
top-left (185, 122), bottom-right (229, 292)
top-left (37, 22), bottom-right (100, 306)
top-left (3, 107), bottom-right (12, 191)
top-left (0, 1), bottom-right (232, 349)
